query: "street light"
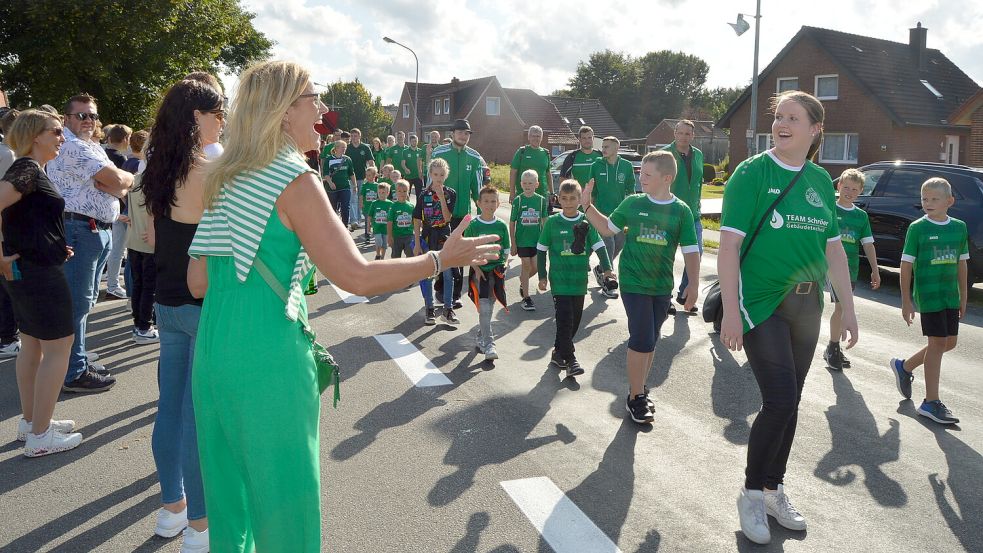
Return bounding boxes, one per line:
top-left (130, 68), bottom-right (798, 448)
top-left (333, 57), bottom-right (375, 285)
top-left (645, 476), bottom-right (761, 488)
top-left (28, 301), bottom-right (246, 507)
top-left (383, 36), bottom-right (419, 140)
top-left (730, 1), bottom-right (762, 157)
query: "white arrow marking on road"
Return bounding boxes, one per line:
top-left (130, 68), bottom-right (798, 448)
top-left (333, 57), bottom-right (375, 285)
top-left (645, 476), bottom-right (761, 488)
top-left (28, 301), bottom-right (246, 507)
top-left (327, 281), bottom-right (368, 303)
top-left (374, 333), bottom-right (452, 387)
top-left (501, 477), bottom-right (623, 553)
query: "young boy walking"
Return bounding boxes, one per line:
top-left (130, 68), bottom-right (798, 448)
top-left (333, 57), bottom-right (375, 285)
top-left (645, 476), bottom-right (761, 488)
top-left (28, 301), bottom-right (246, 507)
top-left (414, 158), bottom-right (460, 326)
top-left (538, 180), bottom-right (614, 379)
top-left (824, 169), bottom-right (880, 370)
top-left (588, 136), bottom-right (637, 298)
top-left (510, 169), bottom-right (547, 311)
top-left (465, 186), bottom-right (511, 361)
top-left (367, 182), bottom-right (393, 260)
top-left (388, 180), bottom-right (416, 258)
top-left (359, 166), bottom-right (380, 244)
top-left (582, 151), bottom-right (700, 424)
top-left (891, 177), bottom-right (969, 425)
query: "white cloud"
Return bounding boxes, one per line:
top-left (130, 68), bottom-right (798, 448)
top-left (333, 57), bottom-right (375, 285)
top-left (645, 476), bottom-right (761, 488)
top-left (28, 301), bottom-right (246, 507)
top-left (235, 0), bottom-right (983, 104)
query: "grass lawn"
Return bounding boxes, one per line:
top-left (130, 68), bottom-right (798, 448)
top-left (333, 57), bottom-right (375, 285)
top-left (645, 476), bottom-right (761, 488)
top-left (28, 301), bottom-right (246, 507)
top-left (704, 239), bottom-right (720, 250)
top-left (701, 217), bottom-right (720, 231)
top-left (489, 163), bottom-right (511, 193)
top-left (701, 184), bottom-right (725, 199)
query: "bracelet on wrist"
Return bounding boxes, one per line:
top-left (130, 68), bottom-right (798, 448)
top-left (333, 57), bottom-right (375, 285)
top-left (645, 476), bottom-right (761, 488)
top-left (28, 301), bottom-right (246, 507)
top-left (428, 250), bottom-right (441, 279)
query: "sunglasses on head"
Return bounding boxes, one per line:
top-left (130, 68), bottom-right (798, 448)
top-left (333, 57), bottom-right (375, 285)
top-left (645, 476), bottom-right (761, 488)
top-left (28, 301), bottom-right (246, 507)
top-left (68, 112), bottom-right (100, 121)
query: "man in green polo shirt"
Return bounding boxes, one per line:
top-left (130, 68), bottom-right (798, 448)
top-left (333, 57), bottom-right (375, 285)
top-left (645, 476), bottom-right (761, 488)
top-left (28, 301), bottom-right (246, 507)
top-left (347, 128), bottom-right (375, 228)
top-left (662, 119), bottom-right (705, 311)
top-left (560, 125), bottom-right (603, 186)
top-left (509, 125), bottom-right (553, 202)
top-left (401, 134), bottom-right (424, 198)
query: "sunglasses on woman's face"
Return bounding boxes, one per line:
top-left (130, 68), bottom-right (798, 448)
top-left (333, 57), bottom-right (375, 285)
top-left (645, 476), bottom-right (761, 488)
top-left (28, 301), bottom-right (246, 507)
top-left (47, 127), bottom-right (64, 136)
top-left (68, 112), bottom-right (100, 121)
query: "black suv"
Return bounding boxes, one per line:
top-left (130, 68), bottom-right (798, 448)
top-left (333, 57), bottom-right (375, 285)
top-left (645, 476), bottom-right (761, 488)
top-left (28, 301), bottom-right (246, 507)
top-left (846, 161), bottom-right (983, 283)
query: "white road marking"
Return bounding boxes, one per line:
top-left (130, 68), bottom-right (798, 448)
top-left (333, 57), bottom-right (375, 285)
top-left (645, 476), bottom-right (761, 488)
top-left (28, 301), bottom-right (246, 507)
top-left (328, 282), bottom-right (368, 304)
top-left (374, 333), bottom-right (452, 387)
top-left (501, 477), bottom-right (623, 553)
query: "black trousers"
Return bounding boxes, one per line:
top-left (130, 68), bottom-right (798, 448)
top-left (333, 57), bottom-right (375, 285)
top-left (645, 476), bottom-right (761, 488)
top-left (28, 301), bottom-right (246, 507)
top-left (553, 294), bottom-right (585, 361)
top-left (408, 177), bottom-right (424, 200)
top-left (0, 283), bottom-right (18, 343)
top-left (448, 216), bottom-right (467, 300)
top-left (128, 250), bottom-right (157, 331)
top-left (742, 285), bottom-right (821, 490)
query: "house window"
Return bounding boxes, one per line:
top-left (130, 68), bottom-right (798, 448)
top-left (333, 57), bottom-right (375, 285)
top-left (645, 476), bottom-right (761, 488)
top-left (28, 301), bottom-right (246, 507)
top-left (486, 97), bottom-right (501, 116)
top-left (402, 104), bottom-right (409, 118)
top-left (819, 133), bottom-right (859, 164)
top-left (777, 77), bottom-right (798, 92)
top-left (755, 133), bottom-right (774, 154)
top-left (815, 74), bottom-right (839, 100)
top-left (434, 98), bottom-right (441, 115)
top-left (443, 98), bottom-right (450, 114)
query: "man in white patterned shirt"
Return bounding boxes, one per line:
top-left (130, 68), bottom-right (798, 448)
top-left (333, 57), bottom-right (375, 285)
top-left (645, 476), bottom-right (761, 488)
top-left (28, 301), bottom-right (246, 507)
top-left (47, 93), bottom-right (134, 393)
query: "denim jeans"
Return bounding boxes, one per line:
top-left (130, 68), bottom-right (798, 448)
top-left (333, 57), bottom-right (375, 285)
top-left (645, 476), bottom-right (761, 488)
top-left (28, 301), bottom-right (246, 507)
top-left (677, 218), bottom-right (704, 299)
top-left (328, 188), bottom-right (351, 227)
top-left (152, 303), bottom-right (206, 520)
top-left (602, 233), bottom-right (626, 264)
top-left (63, 218), bottom-right (112, 383)
top-left (105, 220), bottom-right (129, 293)
top-left (350, 179), bottom-right (364, 223)
top-left (417, 236), bottom-right (454, 308)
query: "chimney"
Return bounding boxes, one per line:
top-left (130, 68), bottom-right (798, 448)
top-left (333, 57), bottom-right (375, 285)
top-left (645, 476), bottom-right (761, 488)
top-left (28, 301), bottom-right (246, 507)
top-left (451, 77), bottom-right (460, 85)
top-left (909, 22), bottom-right (928, 72)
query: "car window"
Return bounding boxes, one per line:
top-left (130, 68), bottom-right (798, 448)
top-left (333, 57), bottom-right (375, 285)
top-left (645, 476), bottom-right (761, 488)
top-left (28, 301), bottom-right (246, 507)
top-left (858, 168), bottom-right (884, 196)
top-left (943, 173), bottom-right (977, 201)
top-left (877, 169), bottom-right (924, 198)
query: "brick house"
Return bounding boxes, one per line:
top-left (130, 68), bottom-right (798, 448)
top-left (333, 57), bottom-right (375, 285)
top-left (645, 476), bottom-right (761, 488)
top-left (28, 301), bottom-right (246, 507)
top-left (949, 90), bottom-right (983, 167)
top-left (717, 24), bottom-right (980, 175)
top-left (543, 96), bottom-right (628, 144)
top-left (391, 76), bottom-right (576, 163)
top-left (645, 119), bottom-right (730, 163)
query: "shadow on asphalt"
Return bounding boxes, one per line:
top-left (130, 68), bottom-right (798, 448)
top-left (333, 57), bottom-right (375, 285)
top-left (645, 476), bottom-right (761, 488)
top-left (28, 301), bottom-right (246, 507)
top-left (446, 510), bottom-right (523, 552)
top-left (814, 369), bottom-right (907, 507)
top-left (709, 336), bottom-right (759, 445)
top-left (734, 528), bottom-right (807, 551)
top-left (896, 401), bottom-right (983, 552)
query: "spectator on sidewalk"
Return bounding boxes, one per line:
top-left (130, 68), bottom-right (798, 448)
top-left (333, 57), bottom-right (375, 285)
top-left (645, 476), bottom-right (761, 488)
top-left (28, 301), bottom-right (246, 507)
top-left (104, 124), bottom-right (133, 299)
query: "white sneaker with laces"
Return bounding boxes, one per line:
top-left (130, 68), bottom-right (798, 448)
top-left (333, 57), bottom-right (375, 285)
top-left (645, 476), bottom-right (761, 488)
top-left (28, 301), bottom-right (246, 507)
top-left (155, 507), bottom-right (188, 538)
top-left (764, 484), bottom-right (807, 530)
top-left (737, 488), bottom-right (771, 544)
top-left (180, 526), bottom-right (209, 553)
top-left (133, 327), bottom-right (160, 345)
top-left (17, 418), bottom-right (76, 442)
top-left (484, 343), bottom-right (499, 361)
top-left (24, 427), bottom-right (83, 457)
top-left (0, 339), bottom-right (21, 359)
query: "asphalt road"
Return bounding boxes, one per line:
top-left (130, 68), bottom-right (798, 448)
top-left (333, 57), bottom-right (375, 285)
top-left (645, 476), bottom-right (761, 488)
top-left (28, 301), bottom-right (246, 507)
top-left (1, 211), bottom-right (981, 552)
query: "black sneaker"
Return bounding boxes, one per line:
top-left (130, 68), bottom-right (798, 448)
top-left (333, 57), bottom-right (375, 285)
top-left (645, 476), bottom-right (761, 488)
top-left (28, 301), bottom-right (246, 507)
top-left (890, 358), bottom-right (913, 400)
top-left (549, 351), bottom-right (568, 370)
top-left (626, 394), bottom-right (654, 424)
top-left (667, 304), bottom-right (677, 315)
top-left (62, 369), bottom-right (116, 393)
top-left (90, 363), bottom-right (112, 377)
top-left (917, 399), bottom-right (959, 425)
top-left (424, 307), bottom-right (437, 326)
top-left (565, 358), bottom-right (585, 377)
top-left (452, 300), bottom-right (464, 310)
top-left (643, 386), bottom-right (655, 413)
top-left (593, 265), bottom-right (604, 287)
top-left (599, 285), bottom-right (619, 299)
top-left (521, 297), bottom-right (535, 311)
top-left (571, 221), bottom-right (589, 254)
top-left (841, 352), bottom-right (852, 368)
top-left (442, 308), bottom-right (460, 325)
top-left (824, 344), bottom-right (844, 371)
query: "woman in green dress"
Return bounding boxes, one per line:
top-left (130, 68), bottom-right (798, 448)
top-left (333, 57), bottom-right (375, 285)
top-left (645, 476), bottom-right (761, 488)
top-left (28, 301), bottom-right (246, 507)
top-left (188, 60), bottom-right (500, 553)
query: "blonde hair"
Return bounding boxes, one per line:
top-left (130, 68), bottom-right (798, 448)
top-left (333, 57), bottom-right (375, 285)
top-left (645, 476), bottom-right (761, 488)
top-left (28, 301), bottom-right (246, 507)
top-left (395, 179), bottom-right (410, 192)
top-left (838, 168), bottom-right (865, 187)
top-left (382, 163), bottom-right (394, 172)
top-left (333, 139), bottom-right (346, 153)
top-left (922, 177), bottom-right (952, 197)
top-left (642, 150), bottom-right (677, 178)
top-left (558, 179), bottom-right (582, 195)
top-left (520, 169), bottom-right (539, 182)
top-left (429, 157), bottom-right (449, 174)
top-left (7, 109), bottom-right (60, 157)
top-left (203, 60), bottom-right (311, 206)
top-left (377, 181), bottom-right (391, 192)
top-left (365, 165), bottom-right (378, 177)
top-left (602, 136), bottom-right (620, 146)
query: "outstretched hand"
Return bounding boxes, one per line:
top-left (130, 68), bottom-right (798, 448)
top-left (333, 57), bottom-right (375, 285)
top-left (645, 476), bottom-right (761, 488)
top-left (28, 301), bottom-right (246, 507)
top-left (581, 179), bottom-right (595, 208)
top-left (439, 215), bottom-right (501, 267)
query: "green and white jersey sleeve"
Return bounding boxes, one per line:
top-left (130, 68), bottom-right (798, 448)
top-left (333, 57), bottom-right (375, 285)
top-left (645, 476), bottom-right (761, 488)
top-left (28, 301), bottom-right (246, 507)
top-left (836, 204), bottom-right (874, 281)
top-left (589, 157), bottom-right (636, 215)
top-left (609, 194), bottom-right (697, 296)
top-left (537, 212), bottom-right (605, 296)
top-left (719, 151), bottom-right (839, 332)
top-left (901, 216), bottom-right (969, 313)
top-left (510, 192), bottom-right (547, 248)
top-left (464, 216), bottom-right (510, 270)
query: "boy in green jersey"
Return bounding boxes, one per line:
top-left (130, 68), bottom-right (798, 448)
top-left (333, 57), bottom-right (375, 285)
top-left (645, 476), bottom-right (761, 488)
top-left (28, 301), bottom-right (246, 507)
top-left (510, 169), bottom-right (548, 311)
top-left (359, 166), bottom-right (380, 243)
top-left (891, 178), bottom-right (969, 425)
top-left (823, 169), bottom-right (880, 370)
top-left (367, 182), bottom-right (393, 260)
top-left (538, 180), bottom-right (613, 378)
top-left (587, 136), bottom-right (637, 299)
top-left (582, 151), bottom-right (700, 424)
top-left (464, 186), bottom-right (511, 361)
top-left (387, 180), bottom-right (416, 258)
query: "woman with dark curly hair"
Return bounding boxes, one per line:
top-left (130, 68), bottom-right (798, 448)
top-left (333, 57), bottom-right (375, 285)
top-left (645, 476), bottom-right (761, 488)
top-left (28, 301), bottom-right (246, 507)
top-left (140, 77), bottom-right (223, 552)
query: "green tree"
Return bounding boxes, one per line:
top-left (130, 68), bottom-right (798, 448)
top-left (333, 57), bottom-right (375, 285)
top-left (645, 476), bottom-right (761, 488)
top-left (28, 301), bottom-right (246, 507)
top-left (686, 86), bottom-right (745, 123)
top-left (0, 0), bottom-right (272, 128)
top-left (320, 79), bottom-right (392, 139)
top-left (566, 50), bottom-right (639, 133)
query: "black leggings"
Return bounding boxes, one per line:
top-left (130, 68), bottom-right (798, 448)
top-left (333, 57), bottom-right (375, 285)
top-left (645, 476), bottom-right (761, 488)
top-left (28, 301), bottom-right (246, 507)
top-left (743, 286), bottom-right (821, 490)
top-left (553, 295), bottom-right (585, 361)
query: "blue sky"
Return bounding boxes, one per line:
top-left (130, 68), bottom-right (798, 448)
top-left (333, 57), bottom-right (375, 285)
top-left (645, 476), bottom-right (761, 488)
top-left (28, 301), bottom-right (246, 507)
top-left (233, 0), bottom-right (983, 105)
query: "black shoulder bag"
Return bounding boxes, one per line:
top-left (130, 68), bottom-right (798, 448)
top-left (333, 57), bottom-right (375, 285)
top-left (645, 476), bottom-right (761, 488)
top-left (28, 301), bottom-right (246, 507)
top-left (702, 167), bottom-right (806, 331)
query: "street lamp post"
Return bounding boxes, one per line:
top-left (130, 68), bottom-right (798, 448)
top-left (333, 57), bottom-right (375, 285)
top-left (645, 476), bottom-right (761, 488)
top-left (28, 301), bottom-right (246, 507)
top-left (730, 1), bottom-right (762, 157)
top-left (384, 36), bottom-right (419, 139)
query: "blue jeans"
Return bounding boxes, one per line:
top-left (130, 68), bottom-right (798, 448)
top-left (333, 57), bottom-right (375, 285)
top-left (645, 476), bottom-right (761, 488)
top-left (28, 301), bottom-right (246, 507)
top-left (677, 218), bottom-right (704, 300)
top-left (63, 218), bottom-right (112, 383)
top-left (350, 179), bottom-right (364, 223)
top-left (152, 303), bottom-right (206, 520)
top-left (106, 220), bottom-right (129, 293)
top-left (328, 188), bottom-right (351, 227)
top-left (417, 236), bottom-right (454, 308)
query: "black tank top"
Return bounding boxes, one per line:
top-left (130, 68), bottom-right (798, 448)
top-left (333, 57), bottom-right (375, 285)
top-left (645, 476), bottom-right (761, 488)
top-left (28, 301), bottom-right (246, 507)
top-left (154, 216), bottom-right (202, 307)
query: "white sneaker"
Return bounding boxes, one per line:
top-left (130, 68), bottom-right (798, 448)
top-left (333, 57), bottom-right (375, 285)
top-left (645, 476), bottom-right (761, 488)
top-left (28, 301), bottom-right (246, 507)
top-left (133, 327), bottom-right (160, 345)
top-left (484, 343), bottom-right (499, 361)
top-left (737, 488), bottom-right (771, 544)
top-left (17, 418), bottom-right (76, 442)
top-left (180, 526), bottom-right (209, 553)
top-left (155, 507), bottom-right (188, 538)
top-left (106, 287), bottom-right (129, 299)
top-left (0, 339), bottom-right (21, 359)
top-left (24, 427), bottom-right (83, 457)
top-left (764, 484), bottom-right (807, 530)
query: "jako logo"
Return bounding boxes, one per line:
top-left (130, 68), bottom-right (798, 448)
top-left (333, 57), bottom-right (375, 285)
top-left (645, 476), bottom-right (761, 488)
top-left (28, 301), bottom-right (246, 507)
top-left (768, 188), bottom-right (781, 194)
top-left (770, 210), bottom-right (785, 229)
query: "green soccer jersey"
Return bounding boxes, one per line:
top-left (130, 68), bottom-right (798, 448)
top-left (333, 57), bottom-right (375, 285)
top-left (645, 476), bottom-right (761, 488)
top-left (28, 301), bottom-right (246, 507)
top-left (901, 216), bottom-right (969, 313)
top-left (433, 144), bottom-right (488, 218)
top-left (346, 142), bottom-right (375, 180)
top-left (464, 216), bottom-right (510, 270)
top-left (388, 145), bottom-right (406, 171)
top-left (537, 212), bottom-right (605, 296)
top-left (388, 200), bottom-right (415, 237)
top-left (720, 151), bottom-right (840, 332)
top-left (511, 145), bottom-right (552, 197)
top-left (361, 181), bottom-right (379, 205)
top-left (373, 148), bottom-right (387, 169)
top-left (322, 155), bottom-right (354, 190)
top-left (835, 203), bottom-right (873, 281)
top-left (589, 157), bottom-right (637, 215)
top-left (664, 142), bottom-right (704, 219)
top-left (368, 199), bottom-right (393, 235)
top-left (401, 146), bottom-right (423, 179)
top-left (609, 194), bottom-right (698, 296)
top-left (510, 193), bottom-right (548, 248)
top-left (569, 150), bottom-right (603, 186)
